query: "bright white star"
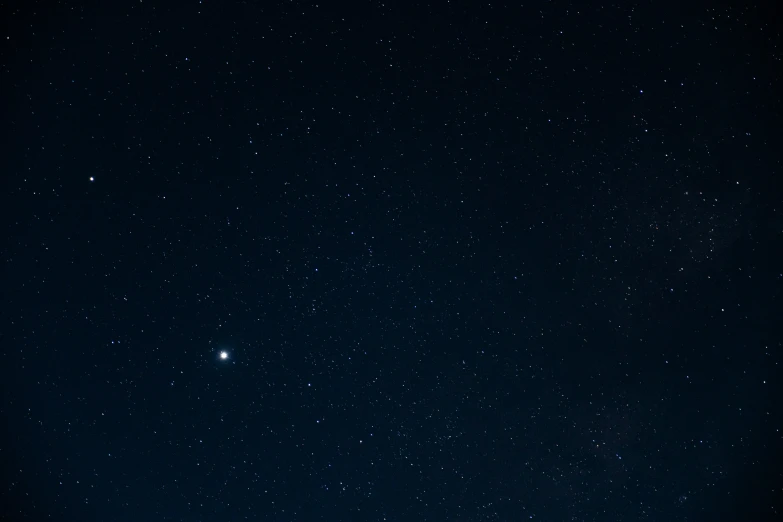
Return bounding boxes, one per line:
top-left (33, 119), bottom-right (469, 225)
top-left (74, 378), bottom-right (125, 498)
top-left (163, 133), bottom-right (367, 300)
top-left (219, 351), bottom-right (229, 360)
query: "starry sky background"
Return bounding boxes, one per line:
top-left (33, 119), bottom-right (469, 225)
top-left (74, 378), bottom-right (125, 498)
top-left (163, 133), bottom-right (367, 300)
top-left (1, 1), bottom-right (781, 521)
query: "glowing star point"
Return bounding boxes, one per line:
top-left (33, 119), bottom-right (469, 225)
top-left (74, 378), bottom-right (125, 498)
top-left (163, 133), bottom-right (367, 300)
top-left (219, 351), bottom-right (229, 360)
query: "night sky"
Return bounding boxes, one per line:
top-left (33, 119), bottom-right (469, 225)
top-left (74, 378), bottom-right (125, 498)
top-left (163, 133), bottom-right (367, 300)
top-left (1, 1), bottom-right (782, 521)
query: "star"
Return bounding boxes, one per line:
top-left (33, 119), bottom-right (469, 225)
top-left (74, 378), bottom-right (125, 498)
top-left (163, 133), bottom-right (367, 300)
top-left (219, 351), bottom-right (229, 360)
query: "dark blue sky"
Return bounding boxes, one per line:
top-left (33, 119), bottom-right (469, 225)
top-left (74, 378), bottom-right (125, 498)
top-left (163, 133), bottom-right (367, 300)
top-left (1, 1), bottom-right (781, 520)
